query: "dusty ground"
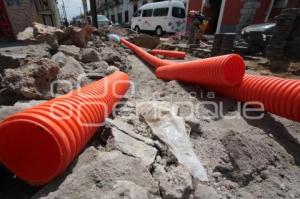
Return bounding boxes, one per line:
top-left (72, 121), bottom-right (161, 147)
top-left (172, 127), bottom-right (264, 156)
top-left (0, 44), bottom-right (300, 198)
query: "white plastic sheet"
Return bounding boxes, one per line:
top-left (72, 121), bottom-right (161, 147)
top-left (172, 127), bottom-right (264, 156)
top-left (138, 101), bottom-right (208, 181)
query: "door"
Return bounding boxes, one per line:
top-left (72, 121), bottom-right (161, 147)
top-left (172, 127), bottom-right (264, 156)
top-left (0, 0), bottom-right (14, 40)
top-left (141, 8), bottom-right (153, 31)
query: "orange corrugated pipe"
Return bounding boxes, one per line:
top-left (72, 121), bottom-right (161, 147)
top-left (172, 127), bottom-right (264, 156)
top-left (206, 74), bottom-right (300, 122)
top-left (120, 38), bottom-right (172, 68)
top-left (156, 54), bottom-right (245, 86)
top-left (121, 38), bottom-right (300, 122)
top-left (0, 71), bottom-right (130, 185)
top-left (149, 49), bottom-right (186, 59)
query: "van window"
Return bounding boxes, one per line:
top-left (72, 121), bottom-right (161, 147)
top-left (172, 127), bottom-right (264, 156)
top-left (142, 9), bottom-right (153, 17)
top-left (153, 8), bottom-right (169, 17)
top-left (133, 10), bottom-right (142, 17)
top-left (172, 7), bottom-right (185, 18)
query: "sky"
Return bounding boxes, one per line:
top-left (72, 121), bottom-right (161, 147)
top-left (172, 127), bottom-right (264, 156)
top-left (57, 0), bottom-right (90, 21)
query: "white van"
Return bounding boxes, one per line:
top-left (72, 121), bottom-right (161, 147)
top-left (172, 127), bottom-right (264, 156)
top-left (131, 1), bottom-right (186, 36)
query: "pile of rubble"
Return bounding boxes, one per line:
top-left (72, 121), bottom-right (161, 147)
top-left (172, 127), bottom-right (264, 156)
top-left (0, 23), bottom-right (131, 107)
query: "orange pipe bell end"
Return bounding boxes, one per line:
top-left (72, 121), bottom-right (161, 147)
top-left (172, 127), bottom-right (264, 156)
top-left (207, 74), bottom-right (300, 122)
top-left (155, 54), bottom-right (245, 86)
top-left (149, 49), bottom-right (186, 59)
top-left (120, 38), bottom-right (172, 68)
top-left (0, 71), bottom-right (130, 185)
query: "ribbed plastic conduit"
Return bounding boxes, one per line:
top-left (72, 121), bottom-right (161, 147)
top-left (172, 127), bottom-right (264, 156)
top-left (207, 74), bottom-right (300, 122)
top-left (149, 49), bottom-right (186, 59)
top-left (155, 54), bottom-right (245, 86)
top-left (120, 38), bottom-right (172, 68)
top-left (0, 71), bottom-right (130, 185)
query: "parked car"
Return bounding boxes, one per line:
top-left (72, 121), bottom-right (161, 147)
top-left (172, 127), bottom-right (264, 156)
top-left (131, 1), bottom-right (186, 36)
top-left (97, 15), bottom-right (111, 26)
top-left (241, 23), bottom-right (276, 40)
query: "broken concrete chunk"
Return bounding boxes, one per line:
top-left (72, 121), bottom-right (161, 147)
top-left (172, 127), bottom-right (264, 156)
top-left (81, 48), bottom-right (101, 63)
top-left (56, 57), bottom-right (85, 94)
top-left (1, 58), bottom-right (59, 99)
top-left (51, 52), bottom-right (67, 67)
top-left (100, 47), bottom-right (122, 64)
top-left (105, 66), bottom-right (120, 75)
top-left (33, 151), bottom-right (160, 199)
top-left (153, 164), bottom-right (193, 199)
top-left (112, 127), bottom-right (157, 167)
top-left (194, 183), bottom-right (220, 199)
top-left (17, 22), bottom-right (64, 50)
top-left (0, 44), bottom-right (51, 71)
top-left (58, 45), bottom-right (81, 60)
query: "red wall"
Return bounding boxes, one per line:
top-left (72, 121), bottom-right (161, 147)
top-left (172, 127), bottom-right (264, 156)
top-left (252, 0), bottom-right (272, 23)
top-left (221, 0), bottom-right (243, 25)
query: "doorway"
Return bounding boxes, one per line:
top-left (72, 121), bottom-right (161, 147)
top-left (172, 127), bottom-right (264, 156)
top-left (205, 0), bottom-right (222, 34)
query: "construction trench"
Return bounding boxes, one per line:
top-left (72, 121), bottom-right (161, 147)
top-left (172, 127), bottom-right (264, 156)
top-left (0, 22), bottom-right (299, 199)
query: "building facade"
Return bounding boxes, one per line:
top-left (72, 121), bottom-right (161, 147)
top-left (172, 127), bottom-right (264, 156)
top-left (96, 0), bottom-right (187, 24)
top-left (96, 0), bottom-right (300, 33)
top-left (0, 0), bottom-right (60, 39)
top-left (187, 0), bottom-right (300, 34)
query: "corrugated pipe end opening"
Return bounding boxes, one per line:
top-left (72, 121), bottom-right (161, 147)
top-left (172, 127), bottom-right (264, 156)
top-left (222, 54), bottom-right (245, 86)
top-left (0, 120), bottom-right (61, 185)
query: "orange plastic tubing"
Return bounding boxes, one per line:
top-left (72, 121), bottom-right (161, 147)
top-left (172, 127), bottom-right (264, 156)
top-left (120, 38), bottom-right (172, 68)
top-left (156, 54), bottom-right (245, 86)
top-left (149, 49), bottom-right (186, 59)
top-left (0, 71), bottom-right (130, 185)
top-left (207, 74), bottom-right (300, 122)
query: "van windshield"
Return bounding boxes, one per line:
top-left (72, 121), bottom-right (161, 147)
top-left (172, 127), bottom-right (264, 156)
top-left (133, 10), bottom-right (142, 17)
top-left (172, 7), bottom-right (185, 18)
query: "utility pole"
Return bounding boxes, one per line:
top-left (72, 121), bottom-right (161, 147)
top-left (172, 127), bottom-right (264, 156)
top-left (62, 0), bottom-right (69, 26)
top-left (90, 0), bottom-right (98, 28)
top-left (82, 0), bottom-right (88, 18)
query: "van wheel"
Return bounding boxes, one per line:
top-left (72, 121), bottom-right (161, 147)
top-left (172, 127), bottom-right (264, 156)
top-left (155, 26), bottom-right (163, 36)
top-left (134, 26), bottom-right (140, 34)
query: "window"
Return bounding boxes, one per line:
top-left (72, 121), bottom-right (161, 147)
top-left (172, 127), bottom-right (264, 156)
top-left (118, 12), bottom-right (122, 23)
top-left (133, 10), bottom-right (142, 17)
top-left (172, 7), bottom-right (185, 18)
top-left (125, 10), bottom-right (129, 23)
top-left (142, 9), bottom-right (153, 17)
top-left (153, 7), bottom-right (169, 17)
top-left (111, 15), bottom-right (115, 23)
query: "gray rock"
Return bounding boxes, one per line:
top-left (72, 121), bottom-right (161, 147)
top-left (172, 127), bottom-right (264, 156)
top-left (100, 47), bottom-right (121, 64)
top-left (84, 60), bottom-right (109, 72)
top-left (105, 66), bottom-right (120, 75)
top-left (112, 127), bottom-right (157, 167)
top-left (194, 183), bottom-right (219, 199)
top-left (0, 100), bottom-right (45, 120)
top-left (33, 151), bottom-right (160, 199)
top-left (1, 58), bottom-right (60, 99)
top-left (0, 44), bottom-right (51, 71)
top-left (51, 52), bottom-right (67, 67)
top-left (81, 48), bottom-right (101, 63)
top-left (58, 45), bottom-right (81, 60)
top-left (153, 164), bottom-right (193, 199)
top-left (56, 57), bottom-right (85, 94)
